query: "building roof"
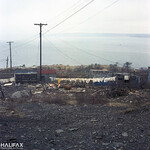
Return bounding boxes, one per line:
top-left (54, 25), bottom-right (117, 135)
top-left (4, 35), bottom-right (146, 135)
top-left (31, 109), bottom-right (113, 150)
top-left (37, 69), bottom-right (56, 74)
top-left (15, 69), bottom-right (37, 74)
top-left (90, 69), bottom-right (108, 72)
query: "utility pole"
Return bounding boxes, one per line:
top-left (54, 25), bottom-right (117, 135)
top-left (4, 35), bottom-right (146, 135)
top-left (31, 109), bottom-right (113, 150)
top-left (6, 56), bottom-right (9, 68)
top-left (34, 23), bottom-right (47, 81)
top-left (7, 41), bottom-right (14, 71)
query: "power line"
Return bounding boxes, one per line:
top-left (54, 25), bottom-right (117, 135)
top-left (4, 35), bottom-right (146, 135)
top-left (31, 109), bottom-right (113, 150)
top-left (59, 0), bottom-right (121, 33)
top-left (57, 37), bottom-right (123, 66)
top-left (13, 35), bottom-right (39, 50)
top-left (0, 1), bottom-right (89, 54)
top-left (35, 40), bottom-right (40, 66)
top-left (0, 1), bottom-right (87, 63)
top-left (80, 0), bottom-right (120, 24)
top-left (0, 0), bottom-right (120, 60)
top-left (45, 0), bottom-right (82, 24)
top-left (44, 36), bottom-right (82, 65)
top-left (0, 36), bottom-right (39, 58)
top-left (43, 0), bottom-right (87, 33)
top-left (0, 0), bottom-right (94, 56)
top-left (44, 0), bottom-right (95, 34)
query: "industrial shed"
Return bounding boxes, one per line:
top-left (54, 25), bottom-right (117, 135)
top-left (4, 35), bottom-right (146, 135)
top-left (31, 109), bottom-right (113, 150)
top-left (15, 69), bottom-right (37, 84)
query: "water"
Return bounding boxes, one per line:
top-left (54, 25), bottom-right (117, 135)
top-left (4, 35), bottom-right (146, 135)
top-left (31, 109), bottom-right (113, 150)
top-left (2, 34), bottom-right (150, 69)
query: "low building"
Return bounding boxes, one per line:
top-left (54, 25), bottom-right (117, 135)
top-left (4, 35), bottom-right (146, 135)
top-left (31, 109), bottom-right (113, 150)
top-left (116, 73), bottom-right (140, 88)
top-left (37, 69), bottom-right (56, 82)
top-left (15, 69), bottom-right (37, 84)
top-left (89, 69), bottom-right (109, 78)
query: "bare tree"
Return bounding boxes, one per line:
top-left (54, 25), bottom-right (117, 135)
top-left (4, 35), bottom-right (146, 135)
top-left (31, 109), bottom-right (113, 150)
top-left (123, 62), bottom-right (132, 72)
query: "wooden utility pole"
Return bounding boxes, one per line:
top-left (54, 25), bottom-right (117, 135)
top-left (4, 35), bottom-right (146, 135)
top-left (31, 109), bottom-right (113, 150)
top-left (34, 23), bottom-right (47, 81)
top-left (7, 41), bottom-right (14, 71)
top-left (6, 56), bottom-right (8, 68)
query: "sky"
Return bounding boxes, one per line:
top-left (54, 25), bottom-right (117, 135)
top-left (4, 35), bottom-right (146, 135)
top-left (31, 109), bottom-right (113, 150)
top-left (0, 0), bottom-right (150, 41)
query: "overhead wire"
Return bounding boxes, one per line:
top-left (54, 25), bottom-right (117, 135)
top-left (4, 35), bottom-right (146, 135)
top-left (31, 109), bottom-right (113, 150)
top-left (13, 35), bottom-right (39, 50)
top-left (35, 40), bottom-right (40, 66)
top-left (42, 0), bottom-right (123, 66)
top-left (0, 0), bottom-right (93, 56)
top-left (56, 36), bottom-right (123, 66)
top-left (0, 0), bottom-right (93, 68)
top-left (1, 0), bottom-right (122, 68)
top-left (45, 0), bottom-right (84, 25)
top-left (2, 0), bottom-right (119, 53)
top-left (43, 0), bottom-right (95, 34)
top-left (59, 0), bottom-right (120, 33)
top-left (43, 0), bottom-right (90, 33)
top-left (43, 36), bottom-right (83, 65)
top-left (0, 35), bottom-right (39, 60)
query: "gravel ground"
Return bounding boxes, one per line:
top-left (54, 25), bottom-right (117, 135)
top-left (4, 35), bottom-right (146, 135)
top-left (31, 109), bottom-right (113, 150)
top-left (0, 97), bottom-right (150, 150)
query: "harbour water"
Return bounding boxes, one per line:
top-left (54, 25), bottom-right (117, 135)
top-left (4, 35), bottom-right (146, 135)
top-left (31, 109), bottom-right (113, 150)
top-left (3, 33), bottom-right (150, 69)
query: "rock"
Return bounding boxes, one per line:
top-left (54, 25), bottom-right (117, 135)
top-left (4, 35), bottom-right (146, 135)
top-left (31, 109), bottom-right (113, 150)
top-left (28, 85), bottom-right (36, 91)
top-left (56, 129), bottom-right (64, 134)
top-left (33, 91), bottom-right (43, 94)
top-left (94, 136), bottom-right (103, 140)
top-left (122, 132), bottom-right (128, 137)
top-left (91, 119), bottom-right (98, 122)
top-left (92, 132), bottom-right (97, 135)
top-left (102, 142), bottom-right (110, 146)
top-left (21, 135), bottom-right (25, 138)
top-left (10, 110), bottom-right (15, 115)
top-left (68, 128), bottom-right (78, 131)
top-left (129, 138), bottom-right (136, 143)
top-left (11, 91), bottom-right (22, 99)
top-left (112, 142), bottom-right (124, 148)
top-left (50, 139), bottom-right (56, 145)
top-left (117, 123), bottom-right (123, 127)
top-left (38, 128), bottom-right (42, 132)
top-left (79, 141), bottom-right (85, 144)
top-left (21, 90), bottom-right (30, 97)
top-left (35, 84), bottom-right (42, 88)
top-left (63, 85), bottom-right (71, 90)
top-left (11, 90), bottom-right (30, 99)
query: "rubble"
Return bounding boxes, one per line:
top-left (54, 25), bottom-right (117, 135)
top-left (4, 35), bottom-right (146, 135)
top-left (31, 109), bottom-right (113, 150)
top-left (63, 85), bottom-right (71, 90)
top-left (0, 80), bottom-right (150, 149)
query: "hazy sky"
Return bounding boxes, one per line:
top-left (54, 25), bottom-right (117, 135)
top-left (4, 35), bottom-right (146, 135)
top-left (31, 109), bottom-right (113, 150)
top-left (0, 0), bottom-right (150, 41)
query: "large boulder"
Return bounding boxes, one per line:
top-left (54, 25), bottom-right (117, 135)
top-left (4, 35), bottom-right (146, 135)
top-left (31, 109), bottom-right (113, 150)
top-left (11, 90), bottom-right (30, 99)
